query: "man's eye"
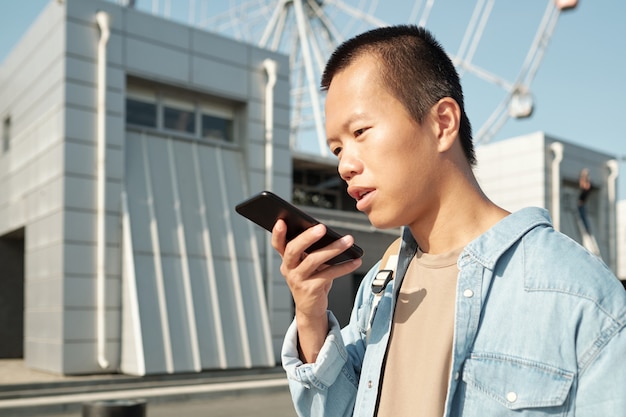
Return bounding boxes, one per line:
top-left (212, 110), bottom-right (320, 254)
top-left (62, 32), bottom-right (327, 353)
top-left (354, 128), bottom-right (366, 137)
top-left (332, 147), bottom-right (342, 156)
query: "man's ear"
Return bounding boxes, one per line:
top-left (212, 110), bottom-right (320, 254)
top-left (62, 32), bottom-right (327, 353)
top-left (432, 97), bottom-right (461, 153)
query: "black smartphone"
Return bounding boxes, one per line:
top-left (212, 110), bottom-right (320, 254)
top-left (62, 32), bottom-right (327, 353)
top-left (235, 191), bottom-right (364, 265)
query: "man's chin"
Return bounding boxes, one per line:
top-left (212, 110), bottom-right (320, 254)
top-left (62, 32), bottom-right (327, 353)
top-left (367, 215), bottom-right (402, 231)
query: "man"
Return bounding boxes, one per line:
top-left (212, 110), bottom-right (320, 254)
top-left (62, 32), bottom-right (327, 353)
top-left (271, 25), bottom-right (626, 417)
top-left (578, 168), bottom-right (592, 232)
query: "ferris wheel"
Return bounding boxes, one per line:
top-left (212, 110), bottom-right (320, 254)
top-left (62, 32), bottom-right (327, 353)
top-left (131, 0), bottom-right (578, 156)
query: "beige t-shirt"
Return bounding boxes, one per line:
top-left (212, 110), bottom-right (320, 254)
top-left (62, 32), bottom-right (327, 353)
top-left (376, 246), bottom-right (461, 417)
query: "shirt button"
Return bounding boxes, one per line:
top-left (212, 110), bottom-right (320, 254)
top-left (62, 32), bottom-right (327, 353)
top-left (454, 372), bottom-right (459, 380)
top-left (463, 289), bottom-right (474, 298)
top-left (368, 380), bottom-right (373, 389)
top-left (506, 392), bottom-right (518, 403)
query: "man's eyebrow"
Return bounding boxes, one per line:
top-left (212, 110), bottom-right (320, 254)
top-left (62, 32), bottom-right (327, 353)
top-left (345, 112), bottom-right (368, 126)
top-left (325, 112), bottom-right (370, 145)
top-left (334, 113), bottom-right (370, 134)
top-left (326, 136), bottom-right (339, 147)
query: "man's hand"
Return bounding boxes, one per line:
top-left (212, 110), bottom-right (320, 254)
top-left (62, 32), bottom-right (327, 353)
top-left (272, 219), bottom-right (362, 362)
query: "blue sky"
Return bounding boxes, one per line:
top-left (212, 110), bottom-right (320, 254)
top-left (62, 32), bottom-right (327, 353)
top-left (2, 1), bottom-right (625, 198)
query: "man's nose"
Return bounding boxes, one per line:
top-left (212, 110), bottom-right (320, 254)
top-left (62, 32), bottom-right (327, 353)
top-left (338, 152), bottom-right (362, 182)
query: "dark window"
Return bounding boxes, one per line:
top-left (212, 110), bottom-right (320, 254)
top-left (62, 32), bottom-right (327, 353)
top-left (2, 117), bottom-right (10, 153)
top-left (126, 99), bottom-right (157, 127)
top-left (125, 79), bottom-right (238, 142)
top-left (202, 113), bottom-right (233, 142)
top-left (292, 166), bottom-right (353, 212)
top-left (164, 106), bottom-right (195, 134)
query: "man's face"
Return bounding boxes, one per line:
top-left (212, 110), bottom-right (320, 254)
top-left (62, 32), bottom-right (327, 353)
top-left (325, 55), bottom-right (441, 230)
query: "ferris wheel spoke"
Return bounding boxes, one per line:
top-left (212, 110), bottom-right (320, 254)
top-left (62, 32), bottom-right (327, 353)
top-left (457, 0), bottom-right (494, 77)
top-left (306, 23), bottom-right (332, 73)
top-left (417, 0), bottom-right (435, 27)
top-left (306, 0), bottom-right (346, 44)
top-left (516, 2), bottom-right (561, 88)
top-left (323, 0), bottom-right (389, 28)
top-left (269, 6), bottom-right (290, 50)
top-left (476, 98), bottom-right (511, 145)
top-left (259, 0), bottom-right (289, 48)
top-left (456, 59), bottom-right (514, 92)
top-left (292, 0), bottom-right (328, 155)
top-left (408, 0), bottom-right (423, 23)
top-left (457, 0), bottom-right (486, 60)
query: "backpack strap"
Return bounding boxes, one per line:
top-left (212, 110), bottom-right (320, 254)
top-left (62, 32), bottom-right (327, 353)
top-left (366, 237), bottom-right (401, 342)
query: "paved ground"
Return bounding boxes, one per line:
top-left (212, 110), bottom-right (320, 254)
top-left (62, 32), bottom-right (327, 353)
top-left (0, 359), bottom-right (297, 417)
top-left (43, 390), bottom-right (297, 417)
top-left (0, 359), bottom-right (124, 386)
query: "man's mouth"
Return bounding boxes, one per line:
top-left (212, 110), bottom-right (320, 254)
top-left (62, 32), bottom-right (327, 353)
top-left (357, 190), bottom-right (372, 200)
top-left (348, 187), bottom-right (375, 202)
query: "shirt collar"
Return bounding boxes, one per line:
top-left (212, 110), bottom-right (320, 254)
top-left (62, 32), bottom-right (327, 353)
top-left (398, 207), bottom-right (553, 271)
top-left (463, 207), bottom-right (553, 270)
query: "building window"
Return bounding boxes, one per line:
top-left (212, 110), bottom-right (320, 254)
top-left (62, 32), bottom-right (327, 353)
top-left (163, 98), bottom-right (195, 134)
top-left (2, 116), bottom-right (10, 153)
top-left (126, 86), bottom-right (157, 128)
top-left (293, 168), bottom-right (352, 211)
top-left (201, 103), bottom-right (234, 142)
top-left (202, 114), bottom-right (231, 141)
top-left (125, 79), bottom-right (237, 143)
top-left (126, 99), bottom-right (157, 128)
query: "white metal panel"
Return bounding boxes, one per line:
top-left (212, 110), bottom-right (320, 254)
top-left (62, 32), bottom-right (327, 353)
top-left (210, 257), bottom-right (251, 366)
top-left (172, 141), bottom-right (204, 256)
top-left (187, 257), bottom-right (227, 369)
top-left (122, 132), bottom-right (274, 373)
top-left (218, 148), bottom-right (274, 366)
top-left (132, 252), bottom-right (169, 374)
top-left (125, 132), bottom-right (152, 254)
top-left (160, 255), bottom-right (197, 372)
top-left (206, 146), bottom-right (252, 367)
top-left (188, 141), bottom-right (227, 369)
top-left (146, 136), bottom-right (180, 256)
top-left (120, 191), bottom-right (145, 376)
top-left (140, 134), bottom-right (174, 373)
top-left (165, 139), bottom-right (201, 372)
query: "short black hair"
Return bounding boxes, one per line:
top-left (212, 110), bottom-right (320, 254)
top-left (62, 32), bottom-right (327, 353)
top-left (322, 25), bottom-right (475, 165)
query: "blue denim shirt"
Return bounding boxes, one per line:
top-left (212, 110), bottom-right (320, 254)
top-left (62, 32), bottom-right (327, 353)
top-left (281, 207), bottom-right (626, 416)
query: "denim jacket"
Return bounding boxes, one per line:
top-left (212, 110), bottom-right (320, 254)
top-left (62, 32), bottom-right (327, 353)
top-left (281, 207), bottom-right (626, 416)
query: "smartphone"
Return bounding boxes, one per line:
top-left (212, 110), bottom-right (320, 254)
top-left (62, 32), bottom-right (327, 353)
top-left (235, 191), bottom-right (364, 265)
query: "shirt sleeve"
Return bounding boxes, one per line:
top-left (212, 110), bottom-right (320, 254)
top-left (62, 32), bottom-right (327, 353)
top-left (281, 311), bottom-right (351, 389)
top-left (281, 311), bottom-right (360, 417)
top-left (574, 322), bottom-right (626, 416)
top-left (280, 264), bottom-right (381, 417)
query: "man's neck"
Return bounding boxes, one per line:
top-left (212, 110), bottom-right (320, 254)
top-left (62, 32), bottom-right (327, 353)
top-left (408, 182), bottom-right (509, 254)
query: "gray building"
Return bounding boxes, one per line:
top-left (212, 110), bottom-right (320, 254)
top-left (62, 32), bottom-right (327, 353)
top-left (475, 132), bottom-right (619, 273)
top-left (0, 0), bottom-right (293, 375)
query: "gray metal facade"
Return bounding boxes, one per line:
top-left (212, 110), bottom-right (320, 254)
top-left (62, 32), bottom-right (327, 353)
top-left (0, 0), bottom-right (291, 375)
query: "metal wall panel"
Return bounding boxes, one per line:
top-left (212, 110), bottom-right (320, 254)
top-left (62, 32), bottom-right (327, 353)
top-left (122, 132), bottom-right (273, 374)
